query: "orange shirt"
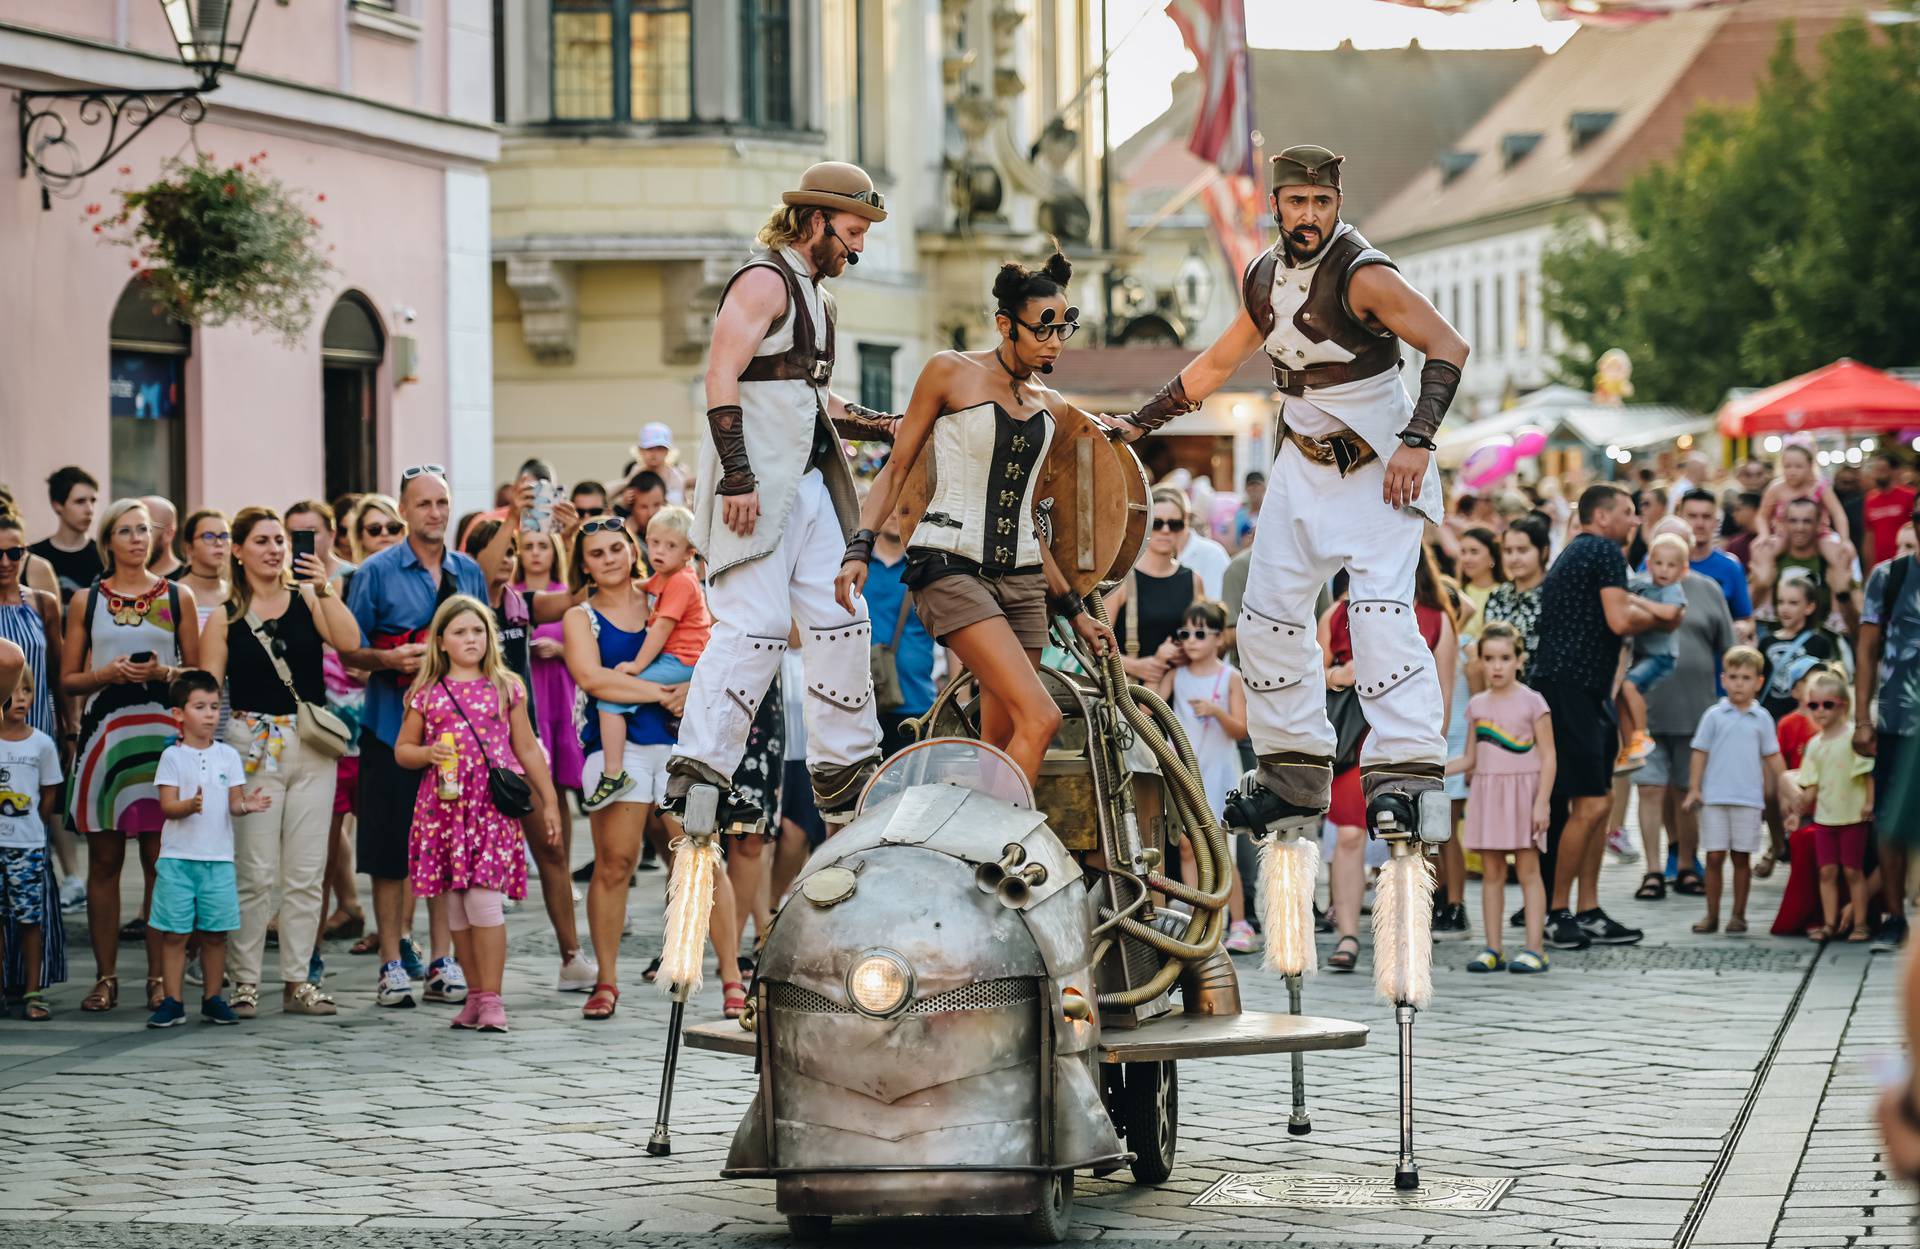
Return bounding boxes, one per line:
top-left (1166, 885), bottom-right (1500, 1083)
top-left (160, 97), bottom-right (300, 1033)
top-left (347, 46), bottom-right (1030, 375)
top-left (644, 565), bottom-right (710, 666)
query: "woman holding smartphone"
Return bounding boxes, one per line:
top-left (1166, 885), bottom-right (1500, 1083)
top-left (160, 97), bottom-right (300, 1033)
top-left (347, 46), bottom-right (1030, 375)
top-left (200, 506), bottom-right (361, 1018)
top-left (62, 498), bottom-right (201, 1012)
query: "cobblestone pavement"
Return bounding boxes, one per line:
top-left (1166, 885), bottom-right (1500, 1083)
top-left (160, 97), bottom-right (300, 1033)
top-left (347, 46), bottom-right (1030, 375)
top-left (0, 824), bottom-right (1911, 1248)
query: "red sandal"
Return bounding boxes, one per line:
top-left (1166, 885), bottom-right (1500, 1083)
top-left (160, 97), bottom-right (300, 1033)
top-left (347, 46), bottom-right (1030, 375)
top-left (723, 980), bottom-right (748, 1019)
top-left (582, 982), bottom-right (619, 1020)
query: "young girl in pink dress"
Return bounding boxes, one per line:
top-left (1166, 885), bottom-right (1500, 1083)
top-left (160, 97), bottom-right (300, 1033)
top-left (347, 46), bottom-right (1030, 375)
top-left (1448, 622), bottom-right (1556, 975)
top-left (396, 595), bottom-right (561, 1033)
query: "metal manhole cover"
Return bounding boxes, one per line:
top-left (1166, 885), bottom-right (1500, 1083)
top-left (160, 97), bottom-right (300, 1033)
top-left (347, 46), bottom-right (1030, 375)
top-left (1193, 1171), bottom-right (1515, 1211)
top-left (1555, 943), bottom-right (1813, 973)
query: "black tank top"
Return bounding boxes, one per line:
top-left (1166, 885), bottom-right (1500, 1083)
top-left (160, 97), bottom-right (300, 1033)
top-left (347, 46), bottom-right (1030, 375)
top-left (227, 593), bottom-right (325, 715)
top-left (1118, 565), bottom-right (1194, 658)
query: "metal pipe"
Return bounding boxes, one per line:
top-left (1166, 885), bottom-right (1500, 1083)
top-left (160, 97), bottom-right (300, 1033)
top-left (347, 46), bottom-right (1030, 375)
top-left (1287, 974), bottom-right (1311, 1136)
top-left (1394, 1002), bottom-right (1418, 1190)
top-left (646, 984), bottom-right (690, 1157)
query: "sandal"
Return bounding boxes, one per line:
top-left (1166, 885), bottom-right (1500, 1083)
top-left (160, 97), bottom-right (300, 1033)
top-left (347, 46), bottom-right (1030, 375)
top-left (1726, 918), bottom-right (1748, 935)
top-left (723, 980), bottom-right (748, 1019)
top-left (1753, 850), bottom-right (1776, 880)
top-left (230, 983), bottom-right (260, 1020)
top-left (145, 977), bottom-right (166, 1011)
top-left (1466, 947), bottom-right (1506, 973)
top-left (1674, 870), bottom-right (1706, 896)
top-left (1808, 925), bottom-right (1832, 942)
top-left (1691, 918), bottom-right (1719, 934)
top-left (80, 975), bottom-right (118, 1012)
top-left (348, 931), bottom-right (380, 956)
top-left (1634, 872), bottom-right (1667, 901)
top-left (1327, 934), bottom-right (1360, 974)
top-left (22, 990), bottom-right (51, 1021)
top-left (1508, 949), bottom-right (1550, 975)
top-left (322, 909), bottom-right (366, 941)
top-left (641, 956), bottom-right (662, 984)
top-left (1847, 928), bottom-right (1872, 943)
top-left (582, 982), bottom-right (619, 1020)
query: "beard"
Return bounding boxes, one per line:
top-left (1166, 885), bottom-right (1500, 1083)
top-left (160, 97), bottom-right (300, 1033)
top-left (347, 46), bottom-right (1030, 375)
top-left (809, 232), bottom-right (845, 277)
top-left (1283, 223), bottom-right (1330, 263)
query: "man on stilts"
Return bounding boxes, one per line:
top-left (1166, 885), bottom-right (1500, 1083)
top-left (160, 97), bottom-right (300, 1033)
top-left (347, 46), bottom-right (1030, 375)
top-left (1116, 145), bottom-right (1469, 1187)
top-left (665, 162), bottom-right (898, 830)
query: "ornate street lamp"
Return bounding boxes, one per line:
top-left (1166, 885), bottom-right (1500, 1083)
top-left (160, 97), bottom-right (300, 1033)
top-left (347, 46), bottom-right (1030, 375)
top-left (17, 0), bottom-right (262, 203)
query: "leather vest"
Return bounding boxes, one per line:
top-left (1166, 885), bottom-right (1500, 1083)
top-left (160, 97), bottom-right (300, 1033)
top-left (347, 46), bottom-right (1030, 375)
top-left (726, 251), bottom-right (837, 386)
top-left (1241, 227), bottom-right (1401, 393)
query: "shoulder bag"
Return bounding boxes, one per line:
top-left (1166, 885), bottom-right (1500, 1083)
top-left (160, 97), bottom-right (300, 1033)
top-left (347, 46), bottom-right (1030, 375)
top-left (439, 679), bottom-right (535, 819)
top-left (243, 605), bottom-right (351, 759)
top-left (870, 591), bottom-right (916, 714)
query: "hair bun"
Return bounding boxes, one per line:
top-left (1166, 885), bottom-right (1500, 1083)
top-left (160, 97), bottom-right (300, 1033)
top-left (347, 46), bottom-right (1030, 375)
top-left (1041, 250), bottom-right (1073, 287)
top-left (992, 262), bottom-right (1029, 308)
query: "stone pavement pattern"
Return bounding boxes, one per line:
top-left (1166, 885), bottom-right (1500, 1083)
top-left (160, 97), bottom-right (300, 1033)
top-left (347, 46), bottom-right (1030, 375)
top-left (0, 828), bottom-right (1910, 1248)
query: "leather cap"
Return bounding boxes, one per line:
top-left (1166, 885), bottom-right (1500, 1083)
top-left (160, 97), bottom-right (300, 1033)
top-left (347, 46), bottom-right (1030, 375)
top-left (782, 161), bottom-right (888, 222)
top-left (1271, 144), bottom-right (1344, 191)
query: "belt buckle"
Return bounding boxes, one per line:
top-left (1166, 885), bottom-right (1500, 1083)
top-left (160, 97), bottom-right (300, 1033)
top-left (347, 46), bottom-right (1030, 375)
top-left (1331, 436), bottom-right (1359, 477)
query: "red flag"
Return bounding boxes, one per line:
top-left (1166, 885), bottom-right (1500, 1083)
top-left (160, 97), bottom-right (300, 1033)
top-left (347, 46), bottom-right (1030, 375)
top-left (1165, 0), bottom-right (1256, 178)
top-left (1199, 173), bottom-right (1266, 282)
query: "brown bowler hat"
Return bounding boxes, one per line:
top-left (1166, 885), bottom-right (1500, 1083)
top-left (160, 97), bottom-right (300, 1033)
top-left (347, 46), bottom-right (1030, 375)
top-left (1271, 145), bottom-right (1343, 191)
top-left (782, 162), bottom-right (888, 223)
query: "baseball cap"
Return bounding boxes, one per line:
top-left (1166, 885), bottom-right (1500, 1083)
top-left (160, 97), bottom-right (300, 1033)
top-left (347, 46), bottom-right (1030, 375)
top-left (638, 422), bottom-right (673, 450)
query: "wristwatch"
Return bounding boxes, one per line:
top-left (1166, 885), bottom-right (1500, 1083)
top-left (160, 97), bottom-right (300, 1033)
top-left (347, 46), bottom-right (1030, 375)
top-left (1399, 431), bottom-right (1436, 452)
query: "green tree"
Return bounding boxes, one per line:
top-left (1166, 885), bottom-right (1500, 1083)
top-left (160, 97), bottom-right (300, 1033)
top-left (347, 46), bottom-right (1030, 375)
top-left (1541, 17), bottom-right (1919, 413)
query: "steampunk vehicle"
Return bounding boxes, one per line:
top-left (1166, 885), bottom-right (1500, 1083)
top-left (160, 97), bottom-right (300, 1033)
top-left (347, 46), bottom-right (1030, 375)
top-left (677, 416), bottom-right (1370, 1241)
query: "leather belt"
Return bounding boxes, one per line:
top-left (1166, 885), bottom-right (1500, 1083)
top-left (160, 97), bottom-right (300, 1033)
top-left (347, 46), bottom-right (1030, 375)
top-left (1283, 425), bottom-right (1377, 477)
top-left (1270, 350), bottom-right (1400, 396)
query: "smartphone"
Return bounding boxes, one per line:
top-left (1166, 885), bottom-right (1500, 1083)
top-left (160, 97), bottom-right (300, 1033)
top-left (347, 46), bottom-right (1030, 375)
top-left (290, 529), bottom-right (317, 579)
top-left (523, 478), bottom-right (556, 535)
top-left (130, 651), bottom-right (154, 664)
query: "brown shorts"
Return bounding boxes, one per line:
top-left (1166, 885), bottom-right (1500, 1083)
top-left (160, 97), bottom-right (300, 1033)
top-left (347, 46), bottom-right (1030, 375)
top-left (910, 567), bottom-right (1050, 651)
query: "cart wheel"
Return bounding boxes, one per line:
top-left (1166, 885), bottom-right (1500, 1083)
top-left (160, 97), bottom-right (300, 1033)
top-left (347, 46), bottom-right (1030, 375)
top-left (1022, 1170), bottom-right (1074, 1244)
top-left (1120, 1060), bottom-right (1178, 1185)
top-left (786, 1213), bottom-right (832, 1241)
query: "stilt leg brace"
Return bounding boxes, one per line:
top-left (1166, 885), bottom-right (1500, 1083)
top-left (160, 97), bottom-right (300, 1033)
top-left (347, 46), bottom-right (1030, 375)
top-left (811, 754), bottom-right (882, 822)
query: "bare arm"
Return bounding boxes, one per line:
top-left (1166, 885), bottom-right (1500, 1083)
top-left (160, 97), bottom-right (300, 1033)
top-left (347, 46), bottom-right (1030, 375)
top-left (623, 614), bottom-right (676, 675)
top-left (393, 706), bottom-right (433, 771)
top-left (1822, 488), bottom-right (1853, 545)
top-left (173, 584), bottom-right (200, 672)
top-left (1435, 613), bottom-right (1457, 726)
top-left (704, 268), bottom-right (786, 413)
top-left (1215, 671), bottom-right (1249, 741)
top-left (1348, 265), bottom-right (1469, 368)
top-left (1533, 712), bottom-right (1557, 810)
top-left (847, 353), bottom-right (959, 539)
top-left (302, 583), bottom-right (362, 654)
top-left (1754, 483), bottom-right (1782, 543)
top-left (1174, 311), bottom-right (1268, 406)
top-left (1857, 619), bottom-right (1883, 755)
top-left (1601, 586), bottom-right (1677, 637)
top-left (561, 605), bottom-right (682, 704)
top-left (200, 607), bottom-right (229, 685)
top-left (1685, 748), bottom-right (1708, 808)
top-left (31, 591), bottom-right (69, 738)
top-left (156, 783), bottom-right (198, 820)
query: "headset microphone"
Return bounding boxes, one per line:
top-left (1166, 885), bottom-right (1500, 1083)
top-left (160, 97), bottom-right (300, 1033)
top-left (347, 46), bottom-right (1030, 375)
top-left (826, 224), bottom-right (859, 266)
top-left (1040, 362), bottom-right (1054, 374)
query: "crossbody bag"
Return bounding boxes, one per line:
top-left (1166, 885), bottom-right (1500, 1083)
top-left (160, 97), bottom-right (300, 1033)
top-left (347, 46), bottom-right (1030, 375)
top-left (870, 591), bottom-right (916, 713)
top-left (439, 679), bottom-right (535, 819)
top-left (242, 605), bottom-right (352, 759)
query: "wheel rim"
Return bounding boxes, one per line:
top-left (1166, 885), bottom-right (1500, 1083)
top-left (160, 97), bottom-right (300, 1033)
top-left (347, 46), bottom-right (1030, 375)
top-left (1154, 1063), bottom-right (1176, 1157)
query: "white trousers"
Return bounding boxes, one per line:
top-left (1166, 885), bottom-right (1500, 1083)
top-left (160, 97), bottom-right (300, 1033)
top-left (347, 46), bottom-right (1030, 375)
top-left (226, 722), bottom-right (337, 986)
top-left (675, 471), bottom-right (882, 782)
top-left (1238, 440), bottom-right (1446, 769)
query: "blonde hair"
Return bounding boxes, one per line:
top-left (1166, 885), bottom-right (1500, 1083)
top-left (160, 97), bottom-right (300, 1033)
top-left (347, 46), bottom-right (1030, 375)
top-left (1723, 645), bottom-right (1765, 675)
top-left (755, 204), bottom-right (824, 252)
top-left (1648, 532), bottom-right (1691, 561)
top-left (647, 505), bottom-right (694, 540)
top-left (514, 526), bottom-right (568, 589)
top-left (95, 498), bottom-right (150, 570)
top-left (407, 594), bottom-right (524, 719)
top-left (1807, 668), bottom-right (1850, 708)
top-left (349, 493), bottom-right (404, 562)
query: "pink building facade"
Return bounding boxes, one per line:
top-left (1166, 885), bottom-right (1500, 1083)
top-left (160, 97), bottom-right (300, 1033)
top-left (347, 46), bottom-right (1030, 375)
top-left (0, 1), bottom-right (500, 528)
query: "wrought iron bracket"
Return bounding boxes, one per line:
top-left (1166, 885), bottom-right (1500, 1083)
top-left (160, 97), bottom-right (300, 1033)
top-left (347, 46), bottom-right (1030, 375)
top-left (17, 87), bottom-right (210, 207)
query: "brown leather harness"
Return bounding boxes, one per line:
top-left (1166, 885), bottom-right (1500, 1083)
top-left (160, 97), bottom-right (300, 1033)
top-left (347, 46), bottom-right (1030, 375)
top-left (1241, 228), bottom-right (1403, 396)
top-left (723, 251), bottom-right (837, 386)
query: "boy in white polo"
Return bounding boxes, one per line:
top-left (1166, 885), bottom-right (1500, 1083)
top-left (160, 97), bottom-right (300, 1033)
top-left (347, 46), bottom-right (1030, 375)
top-left (1684, 646), bottom-right (1796, 936)
top-left (149, 670), bottom-right (270, 1029)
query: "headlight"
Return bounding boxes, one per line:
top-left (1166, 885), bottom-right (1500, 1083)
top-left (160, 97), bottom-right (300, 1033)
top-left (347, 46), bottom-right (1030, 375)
top-left (846, 949), bottom-right (913, 1017)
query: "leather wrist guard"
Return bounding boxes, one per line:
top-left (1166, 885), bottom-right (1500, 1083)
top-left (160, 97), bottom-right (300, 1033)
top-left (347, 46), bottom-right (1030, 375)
top-left (1125, 374), bottom-right (1199, 434)
top-left (833, 403), bottom-right (897, 444)
top-left (707, 404), bottom-right (755, 495)
top-left (1049, 589), bottom-right (1086, 619)
top-left (842, 528), bottom-right (876, 565)
top-left (1402, 359), bottom-right (1461, 446)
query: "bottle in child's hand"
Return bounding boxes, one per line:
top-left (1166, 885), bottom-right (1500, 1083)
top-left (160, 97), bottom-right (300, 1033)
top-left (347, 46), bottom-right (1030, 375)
top-left (437, 731), bottom-right (461, 800)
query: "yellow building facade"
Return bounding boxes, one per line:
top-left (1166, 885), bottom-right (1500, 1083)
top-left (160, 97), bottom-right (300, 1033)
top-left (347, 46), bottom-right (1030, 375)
top-left (491, 0), bottom-right (1114, 491)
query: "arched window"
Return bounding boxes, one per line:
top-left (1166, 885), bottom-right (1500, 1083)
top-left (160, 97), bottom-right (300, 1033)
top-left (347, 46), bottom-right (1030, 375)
top-left (321, 292), bottom-right (385, 502)
top-left (108, 280), bottom-right (191, 503)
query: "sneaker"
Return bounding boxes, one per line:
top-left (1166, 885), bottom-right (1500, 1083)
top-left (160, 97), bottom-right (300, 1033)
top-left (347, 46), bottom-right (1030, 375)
top-left (1576, 908), bottom-right (1643, 946)
top-left (1546, 909), bottom-right (1591, 951)
top-left (1874, 912), bottom-right (1910, 950)
top-left (308, 952), bottom-right (326, 985)
top-left (58, 876), bottom-right (86, 912)
top-left (1449, 902), bottom-right (1471, 937)
top-left (1508, 949), bottom-right (1550, 974)
top-left (201, 995), bottom-right (240, 1025)
top-left (474, 992), bottom-right (509, 1033)
top-left (425, 957), bottom-right (468, 1004)
top-left (1510, 906), bottom-right (1525, 931)
top-left (1432, 902), bottom-right (1470, 940)
top-left (398, 934), bottom-right (427, 981)
top-left (1606, 826), bottom-right (1640, 861)
top-left (376, 960), bottom-right (416, 1009)
top-left (623, 905), bottom-right (636, 937)
top-left (1224, 920), bottom-right (1261, 953)
top-left (555, 951), bottom-right (599, 993)
top-left (638, 843), bottom-right (660, 871)
top-left (571, 858), bottom-right (597, 883)
top-left (583, 771), bottom-right (635, 813)
top-left (1627, 731), bottom-right (1655, 761)
top-left (145, 996), bottom-right (186, 1029)
top-left (183, 954), bottom-right (203, 987)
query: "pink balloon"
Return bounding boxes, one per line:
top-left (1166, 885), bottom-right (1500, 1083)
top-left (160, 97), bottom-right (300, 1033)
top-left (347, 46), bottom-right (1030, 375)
top-left (1460, 437), bottom-right (1515, 491)
top-left (1511, 426), bottom-right (1548, 458)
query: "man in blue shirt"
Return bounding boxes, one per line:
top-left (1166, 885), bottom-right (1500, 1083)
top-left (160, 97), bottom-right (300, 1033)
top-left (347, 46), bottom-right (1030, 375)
top-left (863, 517), bottom-right (935, 757)
top-left (1680, 489), bottom-right (1753, 631)
top-left (342, 466), bottom-right (487, 1008)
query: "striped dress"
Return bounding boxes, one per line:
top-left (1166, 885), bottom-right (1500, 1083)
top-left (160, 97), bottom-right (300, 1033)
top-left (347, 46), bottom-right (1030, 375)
top-left (69, 577), bottom-right (182, 837)
top-left (0, 592), bottom-right (65, 993)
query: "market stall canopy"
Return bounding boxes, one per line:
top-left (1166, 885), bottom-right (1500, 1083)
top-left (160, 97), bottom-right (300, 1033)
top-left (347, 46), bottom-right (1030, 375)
top-left (1716, 359), bottom-right (1920, 438)
top-left (1436, 401), bottom-right (1706, 469)
top-left (1374, 0), bottom-right (1745, 22)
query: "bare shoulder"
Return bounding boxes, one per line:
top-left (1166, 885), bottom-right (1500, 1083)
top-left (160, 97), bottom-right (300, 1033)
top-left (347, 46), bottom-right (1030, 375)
top-left (1348, 260), bottom-right (1410, 303)
top-left (724, 265), bottom-right (789, 315)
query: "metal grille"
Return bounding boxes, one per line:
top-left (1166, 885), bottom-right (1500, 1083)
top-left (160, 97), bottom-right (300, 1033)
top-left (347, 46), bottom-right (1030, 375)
top-left (1194, 1171), bottom-right (1514, 1212)
top-left (909, 978), bottom-right (1037, 1013)
top-left (770, 982), bottom-right (847, 1014)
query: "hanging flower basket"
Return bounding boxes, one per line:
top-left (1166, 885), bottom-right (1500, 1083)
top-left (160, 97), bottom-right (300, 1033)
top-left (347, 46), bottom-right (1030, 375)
top-left (91, 151), bottom-right (330, 345)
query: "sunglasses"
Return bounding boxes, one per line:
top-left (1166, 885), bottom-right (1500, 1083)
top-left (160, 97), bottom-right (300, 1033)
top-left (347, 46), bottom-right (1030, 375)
top-left (361, 521), bottom-right (405, 538)
top-left (1174, 627), bottom-right (1216, 641)
top-left (830, 188), bottom-right (885, 211)
top-left (576, 506), bottom-right (607, 518)
top-left (1011, 305), bottom-right (1081, 343)
top-left (401, 463), bottom-right (446, 483)
top-left (0, 548), bottom-right (24, 564)
top-left (195, 531), bottom-right (231, 544)
top-left (579, 517), bottom-right (626, 536)
top-left (1806, 699), bottom-right (1844, 711)
top-left (1151, 517), bottom-right (1187, 532)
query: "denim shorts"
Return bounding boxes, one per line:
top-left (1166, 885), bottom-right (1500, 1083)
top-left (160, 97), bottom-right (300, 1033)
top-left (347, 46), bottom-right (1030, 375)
top-left (596, 654), bottom-right (696, 716)
top-left (1625, 652), bottom-right (1675, 695)
top-left (149, 858), bottom-right (241, 934)
top-left (0, 845), bottom-right (46, 926)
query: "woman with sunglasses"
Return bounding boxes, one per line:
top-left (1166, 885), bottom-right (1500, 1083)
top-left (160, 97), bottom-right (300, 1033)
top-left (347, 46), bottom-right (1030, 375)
top-left (61, 499), bottom-right (201, 1012)
top-left (836, 249), bottom-right (1117, 787)
top-left (349, 495), bottom-right (407, 565)
top-left (199, 507), bottom-right (361, 1018)
top-left (1104, 488), bottom-right (1206, 689)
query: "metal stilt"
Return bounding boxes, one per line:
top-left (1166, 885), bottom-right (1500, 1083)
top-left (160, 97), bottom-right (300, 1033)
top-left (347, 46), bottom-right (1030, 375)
top-left (1286, 973), bottom-right (1311, 1136)
top-left (647, 984), bottom-right (690, 1157)
top-left (1393, 1002), bottom-right (1418, 1190)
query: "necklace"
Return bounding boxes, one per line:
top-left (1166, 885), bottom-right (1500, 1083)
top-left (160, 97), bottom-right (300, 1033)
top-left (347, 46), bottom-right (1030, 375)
top-left (994, 343), bottom-right (1035, 410)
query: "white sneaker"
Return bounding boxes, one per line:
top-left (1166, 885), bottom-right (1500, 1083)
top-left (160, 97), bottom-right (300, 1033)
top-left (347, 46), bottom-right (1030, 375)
top-left (1224, 919), bottom-right (1262, 954)
top-left (58, 876), bottom-right (87, 912)
top-left (183, 954), bottom-right (203, 987)
top-left (555, 951), bottom-right (599, 993)
top-left (623, 905), bottom-right (636, 937)
top-left (424, 957), bottom-right (469, 1004)
top-left (376, 961), bottom-right (415, 1009)
top-left (1606, 826), bottom-right (1640, 861)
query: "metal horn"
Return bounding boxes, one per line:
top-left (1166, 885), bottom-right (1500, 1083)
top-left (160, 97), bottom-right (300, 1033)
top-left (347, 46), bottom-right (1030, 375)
top-left (974, 843), bottom-right (1026, 894)
top-left (997, 862), bottom-right (1049, 908)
